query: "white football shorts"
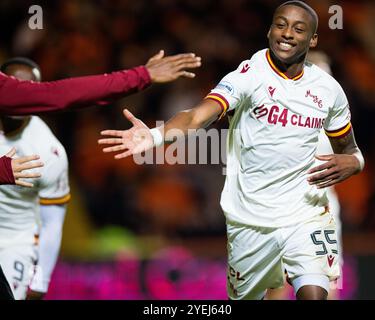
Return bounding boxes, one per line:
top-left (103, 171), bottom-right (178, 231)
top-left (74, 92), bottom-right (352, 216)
top-left (0, 244), bottom-right (37, 300)
top-left (226, 210), bottom-right (340, 300)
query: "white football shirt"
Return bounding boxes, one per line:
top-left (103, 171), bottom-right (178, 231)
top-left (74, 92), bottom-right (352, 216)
top-left (0, 116), bottom-right (70, 247)
top-left (206, 49), bottom-right (351, 227)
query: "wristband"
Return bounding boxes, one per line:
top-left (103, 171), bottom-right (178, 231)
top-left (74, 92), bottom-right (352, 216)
top-left (150, 127), bottom-right (163, 147)
top-left (353, 152), bottom-right (365, 171)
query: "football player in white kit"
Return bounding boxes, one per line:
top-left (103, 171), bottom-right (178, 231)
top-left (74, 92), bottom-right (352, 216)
top-left (98, 1), bottom-right (365, 300)
top-left (0, 58), bottom-right (70, 299)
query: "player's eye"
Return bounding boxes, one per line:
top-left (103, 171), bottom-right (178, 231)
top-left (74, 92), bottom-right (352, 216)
top-left (295, 28), bottom-right (305, 33)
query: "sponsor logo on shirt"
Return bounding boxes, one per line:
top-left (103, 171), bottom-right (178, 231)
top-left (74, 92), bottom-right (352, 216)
top-left (216, 81), bottom-right (234, 95)
top-left (253, 104), bottom-right (325, 129)
top-left (268, 86), bottom-right (276, 98)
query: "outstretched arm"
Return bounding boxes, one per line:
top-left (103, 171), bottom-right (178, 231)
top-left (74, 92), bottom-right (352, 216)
top-left (98, 99), bottom-right (222, 159)
top-left (146, 50), bottom-right (201, 83)
top-left (0, 51), bottom-right (201, 115)
top-left (308, 128), bottom-right (364, 188)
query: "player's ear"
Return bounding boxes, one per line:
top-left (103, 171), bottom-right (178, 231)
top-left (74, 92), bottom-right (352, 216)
top-left (309, 33), bottom-right (318, 48)
top-left (267, 29), bottom-right (271, 39)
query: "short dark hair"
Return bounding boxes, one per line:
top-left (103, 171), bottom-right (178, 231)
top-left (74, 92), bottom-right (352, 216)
top-left (276, 1), bottom-right (319, 33)
top-left (0, 57), bottom-right (42, 81)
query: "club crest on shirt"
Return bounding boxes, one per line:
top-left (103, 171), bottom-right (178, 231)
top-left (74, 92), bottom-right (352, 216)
top-left (51, 146), bottom-right (60, 157)
top-left (305, 89), bottom-right (323, 108)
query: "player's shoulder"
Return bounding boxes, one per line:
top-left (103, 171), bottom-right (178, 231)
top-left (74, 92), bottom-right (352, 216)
top-left (27, 117), bottom-right (67, 160)
top-left (27, 116), bottom-right (53, 136)
top-left (235, 48), bottom-right (266, 73)
top-left (305, 61), bottom-right (343, 91)
top-left (29, 117), bottom-right (61, 139)
top-left (305, 62), bottom-right (348, 108)
top-left (215, 49), bottom-right (265, 96)
top-left (222, 49), bottom-right (265, 87)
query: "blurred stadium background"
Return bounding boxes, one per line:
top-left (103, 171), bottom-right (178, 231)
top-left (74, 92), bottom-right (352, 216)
top-left (0, 0), bottom-right (374, 299)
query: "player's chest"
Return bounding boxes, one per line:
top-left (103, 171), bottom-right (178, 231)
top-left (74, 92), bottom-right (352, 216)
top-left (0, 135), bottom-right (33, 158)
top-left (249, 80), bottom-right (331, 131)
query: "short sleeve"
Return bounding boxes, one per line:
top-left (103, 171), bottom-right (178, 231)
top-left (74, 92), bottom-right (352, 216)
top-left (38, 145), bottom-right (70, 205)
top-left (324, 82), bottom-right (352, 139)
top-left (205, 60), bottom-right (255, 119)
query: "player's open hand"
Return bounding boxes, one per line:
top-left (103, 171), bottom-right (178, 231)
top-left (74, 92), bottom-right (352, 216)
top-left (145, 50), bottom-right (201, 83)
top-left (8, 148), bottom-right (44, 188)
top-left (99, 109), bottom-right (154, 159)
top-left (307, 154), bottom-right (361, 189)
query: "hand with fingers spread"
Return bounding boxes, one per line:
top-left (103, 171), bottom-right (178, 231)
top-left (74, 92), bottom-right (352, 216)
top-left (5, 148), bottom-right (44, 187)
top-left (307, 153), bottom-right (362, 189)
top-left (146, 50), bottom-right (202, 83)
top-left (98, 109), bottom-right (156, 160)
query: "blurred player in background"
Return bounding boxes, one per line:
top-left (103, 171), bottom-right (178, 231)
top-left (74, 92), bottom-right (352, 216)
top-left (0, 58), bottom-right (69, 300)
top-left (0, 51), bottom-right (201, 299)
top-left (99, 1), bottom-right (364, 300)
top-left (0, 50), bottom-right (200, 299)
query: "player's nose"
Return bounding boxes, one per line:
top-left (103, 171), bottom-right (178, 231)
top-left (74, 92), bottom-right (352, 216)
top-left (281, 27), bottom-right (294, 39)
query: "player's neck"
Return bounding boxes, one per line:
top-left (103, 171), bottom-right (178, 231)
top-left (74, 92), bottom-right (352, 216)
top-left (269, 50), bottom-right (305, 79)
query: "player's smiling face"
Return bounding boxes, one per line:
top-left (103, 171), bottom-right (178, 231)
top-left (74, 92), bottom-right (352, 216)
top-left (267, 5), bottom-right (318, 65)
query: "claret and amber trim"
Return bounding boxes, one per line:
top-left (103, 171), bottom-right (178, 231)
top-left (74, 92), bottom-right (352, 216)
top-left (325, 122), bottom-right (352, 139)
top-left (39, 193), bottom-right (71, 205)
top-left (205, 92), bottom-right (230, 120)
top-left (266, 50), bottom-right (304, 81)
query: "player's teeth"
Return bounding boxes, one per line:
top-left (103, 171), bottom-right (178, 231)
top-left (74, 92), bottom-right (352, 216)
top-left (280, 42), bottom-right (292, 48)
